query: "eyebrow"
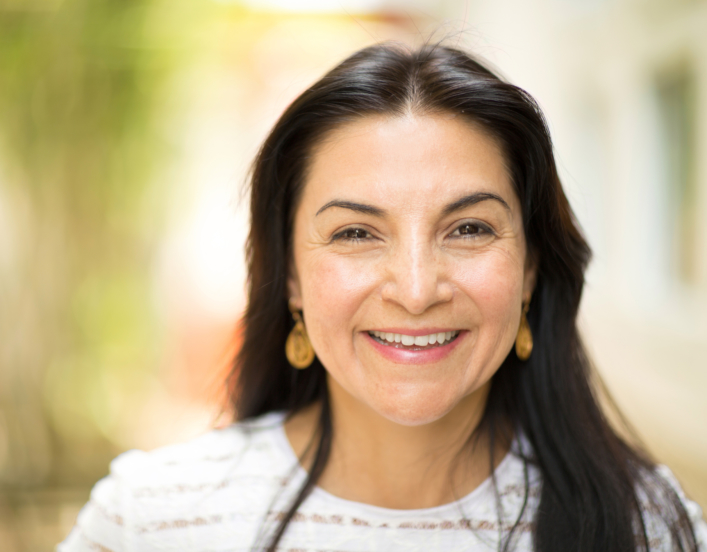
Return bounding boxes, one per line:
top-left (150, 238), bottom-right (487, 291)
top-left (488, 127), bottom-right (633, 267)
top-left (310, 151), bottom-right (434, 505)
top-left (315, 192), bottom-right (510, 218)
top-left (441, 192), bottom-right (510, 216)
top-left (315, 200), bottom-right (386, 217)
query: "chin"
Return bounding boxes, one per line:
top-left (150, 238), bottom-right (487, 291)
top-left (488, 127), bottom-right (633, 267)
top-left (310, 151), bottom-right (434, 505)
top-left (367, 387), bottom-right (463, 427)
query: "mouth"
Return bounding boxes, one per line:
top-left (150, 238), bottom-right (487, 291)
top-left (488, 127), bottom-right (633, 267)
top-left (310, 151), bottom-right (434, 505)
top-left (367, 330), bottom-right (461, 351)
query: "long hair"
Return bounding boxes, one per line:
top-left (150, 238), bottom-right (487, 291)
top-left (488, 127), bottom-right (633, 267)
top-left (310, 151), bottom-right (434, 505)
top-left (232, 43), bottom-right (698, 552)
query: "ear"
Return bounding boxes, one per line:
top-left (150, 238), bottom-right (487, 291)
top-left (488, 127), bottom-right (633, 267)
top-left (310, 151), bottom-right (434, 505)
top-left (522, 250), bottom-right (538, 304)
top-left (287, 264), bottom-right (303, 311)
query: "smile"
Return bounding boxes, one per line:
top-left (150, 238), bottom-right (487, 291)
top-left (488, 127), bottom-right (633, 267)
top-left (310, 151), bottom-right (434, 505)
top-left (368, 330), bottom-right (460, 350)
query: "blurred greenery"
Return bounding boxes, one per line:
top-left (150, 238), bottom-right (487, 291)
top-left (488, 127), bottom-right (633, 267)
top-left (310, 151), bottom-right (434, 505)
top-left (0, 0), bottom-right (189, 490)
top-left (0, 2), bottom-right (301, 545)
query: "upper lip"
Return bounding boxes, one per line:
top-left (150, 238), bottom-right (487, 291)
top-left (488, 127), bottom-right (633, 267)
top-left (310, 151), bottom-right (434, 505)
top-left (365, 328), bottom-right (461, 336)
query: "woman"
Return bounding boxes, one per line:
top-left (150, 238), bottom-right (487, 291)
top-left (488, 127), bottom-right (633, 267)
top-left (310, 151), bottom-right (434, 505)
top-left (60, 43), bottom-right (706, 552)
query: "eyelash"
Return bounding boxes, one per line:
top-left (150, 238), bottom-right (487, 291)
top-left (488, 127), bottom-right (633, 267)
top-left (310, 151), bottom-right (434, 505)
top-left (449, 222), bottom-right (494, 239)
top-left (332, 227), bottom-right (372, 242)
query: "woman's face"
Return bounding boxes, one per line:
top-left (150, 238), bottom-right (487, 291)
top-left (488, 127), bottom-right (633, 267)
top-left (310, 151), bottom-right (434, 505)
top-left (289, 113), bottom-right (535, 426)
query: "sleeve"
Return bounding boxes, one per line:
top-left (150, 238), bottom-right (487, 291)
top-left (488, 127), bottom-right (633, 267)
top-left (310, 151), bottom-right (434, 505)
top-left (57, 450), bottom-right (144, 552)
top-left (653, 465), bottom-right (707, 552)
top-left (687, 500), bottom-right (707, 551)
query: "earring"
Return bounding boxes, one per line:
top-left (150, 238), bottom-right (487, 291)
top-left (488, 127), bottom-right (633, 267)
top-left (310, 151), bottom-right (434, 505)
top-left (285, 301), bottom-right (315, 369)
top-left (515, 301), bottom-right (533, 361)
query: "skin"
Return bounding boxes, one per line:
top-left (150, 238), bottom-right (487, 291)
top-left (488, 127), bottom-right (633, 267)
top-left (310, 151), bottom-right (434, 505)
top-left (285, 112), bottom-right (536, 509)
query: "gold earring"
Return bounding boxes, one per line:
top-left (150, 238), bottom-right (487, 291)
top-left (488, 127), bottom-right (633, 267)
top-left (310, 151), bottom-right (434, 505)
top-left (515, 301), bottom-right (533, 361)
top-left (285, 301), bottom-right (315, 369)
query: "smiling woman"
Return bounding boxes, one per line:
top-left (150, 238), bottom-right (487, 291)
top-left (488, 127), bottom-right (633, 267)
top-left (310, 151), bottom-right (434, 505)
top-left (288, 114), bottom-right (532, 433)
top-left (59, 44), bottom-right (707, 552)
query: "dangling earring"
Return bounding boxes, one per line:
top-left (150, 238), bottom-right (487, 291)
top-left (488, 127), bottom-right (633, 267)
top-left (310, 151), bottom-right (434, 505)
top-left (285, 300), bottom-right (315, 369)
top-left (515, 301), bottom-right (533, 361)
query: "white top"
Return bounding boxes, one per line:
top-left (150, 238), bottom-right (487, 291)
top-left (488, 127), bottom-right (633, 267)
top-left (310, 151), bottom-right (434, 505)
top-left (58, 412), bottom-right (707, 552)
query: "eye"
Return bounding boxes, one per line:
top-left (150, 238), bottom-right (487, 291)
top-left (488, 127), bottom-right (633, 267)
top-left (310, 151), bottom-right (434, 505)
top-left (450, 222), bottom-right (493, 239)
top-left (333, 227), bottom-right (372, 242)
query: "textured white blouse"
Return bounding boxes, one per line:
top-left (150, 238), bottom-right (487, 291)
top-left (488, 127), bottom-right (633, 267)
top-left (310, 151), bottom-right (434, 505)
top-left (58, 412), bottom-right (707, 552)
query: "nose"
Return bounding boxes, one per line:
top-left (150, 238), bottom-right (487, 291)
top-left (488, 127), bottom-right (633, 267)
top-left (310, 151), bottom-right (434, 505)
top-left (381, 237), bottom-right (453, 315)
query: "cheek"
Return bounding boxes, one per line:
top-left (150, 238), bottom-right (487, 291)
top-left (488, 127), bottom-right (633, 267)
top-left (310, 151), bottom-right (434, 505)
top-left (299, 255), bottom-right (379, 348)
top-left (451, 249), bottom-right (524, 325)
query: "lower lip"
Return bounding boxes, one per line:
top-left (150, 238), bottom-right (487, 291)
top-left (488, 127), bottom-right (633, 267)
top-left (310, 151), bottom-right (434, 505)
top-left (363, 331), bottom-right (466, 365)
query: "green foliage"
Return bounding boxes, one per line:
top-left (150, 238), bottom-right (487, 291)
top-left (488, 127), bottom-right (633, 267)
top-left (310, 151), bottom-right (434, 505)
top-left (0, 0), bottom-right (188, 487)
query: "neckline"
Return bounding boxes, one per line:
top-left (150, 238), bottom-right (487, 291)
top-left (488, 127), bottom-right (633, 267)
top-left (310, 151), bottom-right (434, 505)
top-left (269, 411), bottom-right (519, 518)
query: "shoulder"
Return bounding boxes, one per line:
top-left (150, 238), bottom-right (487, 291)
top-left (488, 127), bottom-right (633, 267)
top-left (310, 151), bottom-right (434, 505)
top-left (106, 411), bottom-right (289, 487)
top-left (57, 412), bottom-right (293, 552)
top-left (503, 436), bottom-right (706, 552)
top-left (638, 464), bottom-right (707, 551)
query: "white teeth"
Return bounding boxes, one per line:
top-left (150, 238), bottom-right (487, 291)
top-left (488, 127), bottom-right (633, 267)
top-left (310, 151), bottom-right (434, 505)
top-left (370, 330), bottom-right (459, 347)
top-left (414, 335), bottom-right (429, 346)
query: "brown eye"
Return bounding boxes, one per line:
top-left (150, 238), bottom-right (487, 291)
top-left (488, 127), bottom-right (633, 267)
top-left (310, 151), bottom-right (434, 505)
top-left (335, 227), bottom-right (371, 241)
top-left (450, 222), bottom-right (493, 240)
top-left (458, 224), bottom-right (481, 235)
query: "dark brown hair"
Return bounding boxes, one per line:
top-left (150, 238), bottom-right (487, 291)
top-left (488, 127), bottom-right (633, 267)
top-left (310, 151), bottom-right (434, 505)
top-left (232, 42), bottom-right (698, 552)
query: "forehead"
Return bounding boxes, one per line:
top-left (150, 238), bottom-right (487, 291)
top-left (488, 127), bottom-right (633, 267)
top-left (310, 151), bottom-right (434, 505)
top-left (301, 113), bottom-right (519, 215)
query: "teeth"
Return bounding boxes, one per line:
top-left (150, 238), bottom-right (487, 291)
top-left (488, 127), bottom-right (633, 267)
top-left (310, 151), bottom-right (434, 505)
top-left (369, 330), bottom-right (459, 347)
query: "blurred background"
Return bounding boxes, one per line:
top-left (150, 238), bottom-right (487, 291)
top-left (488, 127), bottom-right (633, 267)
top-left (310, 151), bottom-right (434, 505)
top-left (0, 0), bottom-right (705, 549)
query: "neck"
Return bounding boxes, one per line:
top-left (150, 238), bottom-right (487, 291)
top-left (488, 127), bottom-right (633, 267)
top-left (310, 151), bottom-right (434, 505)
top-left (284, 377), bottom-right (510, 510)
